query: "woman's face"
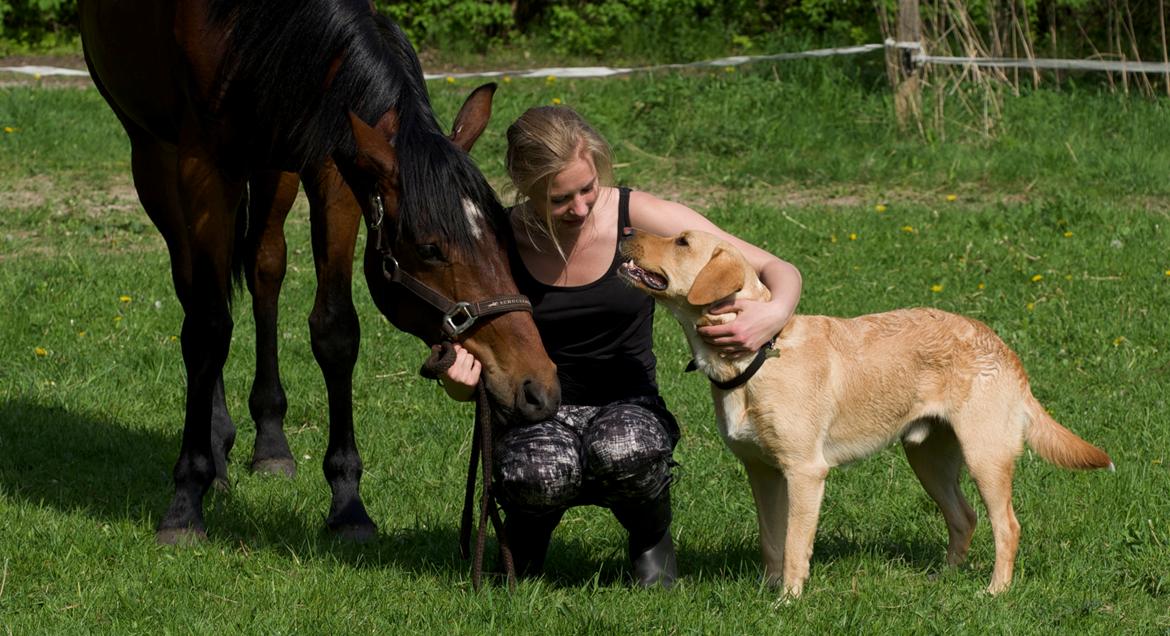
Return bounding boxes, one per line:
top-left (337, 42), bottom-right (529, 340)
top-left (538, 152), bottom-right (599, 234)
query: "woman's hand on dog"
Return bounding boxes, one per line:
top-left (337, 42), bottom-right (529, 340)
top-left (440, 343), bottom-right (481, 402)
top-left (698, 298), bottom-right (787, 355)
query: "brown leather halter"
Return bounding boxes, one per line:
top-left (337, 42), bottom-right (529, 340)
top-left (366, 191), bottom-right (525, 589)
top-left (364, 193), bottom-right (533, 340)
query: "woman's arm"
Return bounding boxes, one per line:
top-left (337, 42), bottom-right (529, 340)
top-left (627, 190), bottom-right (802, 354)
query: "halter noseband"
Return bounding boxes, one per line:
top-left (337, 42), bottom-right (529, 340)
top-left (363, 193), bottom-right (533, 340)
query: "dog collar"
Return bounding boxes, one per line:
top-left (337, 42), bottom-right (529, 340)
top-left (685, 337), bottom-right (776, 391)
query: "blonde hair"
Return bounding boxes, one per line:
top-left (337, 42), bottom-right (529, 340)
top-left (505, 106), bottom-right (615, 255)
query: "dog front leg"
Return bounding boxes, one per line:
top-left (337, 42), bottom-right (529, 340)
top-left (780, 463), bottom-right (829, 597)
top-left (743, 459), bottom-right (788, 586)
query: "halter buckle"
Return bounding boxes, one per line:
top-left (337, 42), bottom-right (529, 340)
top-left (442, 301), bottom-right (476, 338)
top-left (368, 192), bottom-right (385, 229)
top-left (381, 255), bottom-right (399, 282)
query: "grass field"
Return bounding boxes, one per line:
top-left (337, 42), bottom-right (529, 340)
top-left (2, 58), bottom-right (1169, 633)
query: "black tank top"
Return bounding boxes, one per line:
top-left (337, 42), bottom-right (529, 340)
top-left (509, 188), bottom-right (658, 406)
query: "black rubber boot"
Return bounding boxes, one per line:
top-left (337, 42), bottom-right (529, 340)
top-left (613, 489), bottom-right (677, 589)
top-left (500, 508), bottom-right (564, 578)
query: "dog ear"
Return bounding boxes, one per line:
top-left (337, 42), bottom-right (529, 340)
top-left (687, 248), bottom-right (744, 306)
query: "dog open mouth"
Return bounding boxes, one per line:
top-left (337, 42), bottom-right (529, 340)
top-left (619, 260), bottom-right (668, 291)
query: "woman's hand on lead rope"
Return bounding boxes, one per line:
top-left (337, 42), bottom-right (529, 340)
top-left (440, 343), bottom-right (481, 402)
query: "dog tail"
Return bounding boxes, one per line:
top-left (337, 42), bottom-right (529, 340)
top-left (1025, 396), bottom-right (1113, 471)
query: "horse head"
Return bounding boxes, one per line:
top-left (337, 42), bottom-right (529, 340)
top-left (345, 84), bottom-right (560, 423)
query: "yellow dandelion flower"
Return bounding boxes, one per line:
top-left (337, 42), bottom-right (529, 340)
top-left (849, 233), bottom-right (858, 241)
top-left (1164, 269), bottom-right (1170, 277)
top-left (34, 346), bottom-right (48, 357)
top-left (3, 126), bottom-right (14, 134)
top-left (1112, 336), bottom-right (1127, 346)
top-left (551, 97), bottom-right (562, 105)
top-left (114, 315), bottom-right (123, 323)
top-left (502, 76), bottom-right (512, 84)
top-left (169, 335), bottom-right (179, 343)
top-left (830, 234), bottom-right (838, 243)
top-left (446, 76), bottom-right (455, 84)
top-left (901, 225), bottom-right (915, 233)
top-left (1063, 231), bottom-right (1073, 238)
top-left (545, 75), bottom-right (557, 84)
top-left (1031, 274), bottom-right (1043, 283)
top-left (119, 294), bottom-right (132, 303)
top-left (78, 330), bottom-right (86, 337)
top-left (34, 74), bottom-right (42, 81)
top-left (945, 194), bottom-right (957, 202)
top-left (931, 283), bottom-right (944, 293)
top-left (723, 66), bottom-right (736, 73)
top-left (1026, 302), bottom-right (1035, 311)
top-left (977, 282), bottom-right (986, 290)
top-left (875, 204), bottom-right (887, 213)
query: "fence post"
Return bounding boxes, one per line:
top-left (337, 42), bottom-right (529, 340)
top-left (894, 0), bottom-right (922, 130)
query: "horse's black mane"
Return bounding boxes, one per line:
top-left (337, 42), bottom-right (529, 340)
top-left (207, 0), bottom-right (504, 250)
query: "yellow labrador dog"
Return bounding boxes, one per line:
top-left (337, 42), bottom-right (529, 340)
top-left (619, 229), bottom-right (1112, 597)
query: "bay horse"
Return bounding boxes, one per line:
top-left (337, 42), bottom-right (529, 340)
top-left (79, 0), bottom-right (560, 544)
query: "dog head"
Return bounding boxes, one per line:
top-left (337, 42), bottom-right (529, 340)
top-left (619, 229), bottom-right (764, 322)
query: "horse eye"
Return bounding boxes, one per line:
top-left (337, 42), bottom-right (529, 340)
top-left (674, 236), bottom-right (689, 247)
top-left (417, 244), bottom-right (446, 263)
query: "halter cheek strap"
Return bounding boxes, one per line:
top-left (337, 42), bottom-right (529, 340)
top-left (364, 192), bottom-right (533, 339)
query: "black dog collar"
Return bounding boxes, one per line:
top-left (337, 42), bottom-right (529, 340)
top-left (685, 337), bottom-right (776, 391)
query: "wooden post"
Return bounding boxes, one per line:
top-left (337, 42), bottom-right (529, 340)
top-left (894, 0), bottom-right (922, 130)
top-left (1161, 0), bottom-right (1169, 97)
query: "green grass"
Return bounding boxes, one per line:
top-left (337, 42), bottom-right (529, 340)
top-left (2, 62), bottom-right (1169, 633)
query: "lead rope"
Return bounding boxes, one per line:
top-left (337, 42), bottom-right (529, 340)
top-left (420, 342), bottom-right (516, 591)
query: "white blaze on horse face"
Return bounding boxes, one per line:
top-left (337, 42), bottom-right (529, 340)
top-left (463, 197), bottom-right (484, 240)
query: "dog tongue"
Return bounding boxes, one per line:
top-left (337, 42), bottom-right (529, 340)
top-left (620, 261), bottom-right (668, 290)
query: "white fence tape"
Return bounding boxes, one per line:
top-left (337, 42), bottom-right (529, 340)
top-left (0, 65), bottom-right (89, 77)
top-left (3, 41), bottom-right (1169, 80)
top-left (422, 44), bottom-right (887, 80)
top-left (913, 54), bottom-right (1170, 74)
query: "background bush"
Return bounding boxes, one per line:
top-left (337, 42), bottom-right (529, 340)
top-left (5, 1), bottom-right (1166, 68)
top-left (0, 0), bottom-right (76, 50)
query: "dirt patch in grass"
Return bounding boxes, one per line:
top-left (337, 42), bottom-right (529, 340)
top-left (0, 173), bottom-right (139, 215)
top-left (0, 174), bottom-right (55, 209)
top-left (635, 178), bottom-right (1170, 215)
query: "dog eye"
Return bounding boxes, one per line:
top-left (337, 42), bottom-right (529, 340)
top-left (674, 236), bottom-right (689, 247)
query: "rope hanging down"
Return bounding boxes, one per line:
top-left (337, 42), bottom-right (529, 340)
top-left (419, 341), bottom-right (516, 591)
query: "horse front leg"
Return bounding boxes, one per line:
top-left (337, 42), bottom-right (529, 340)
top-left (244, 170), bottom-right (300, 477)
top-left (304, 162), bottom-right (376, 540)
top-left (157, 135), bottom-right (246, 543)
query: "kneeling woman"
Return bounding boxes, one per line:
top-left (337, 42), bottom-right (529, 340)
top-left (440, 105), bottom-right (802, 588)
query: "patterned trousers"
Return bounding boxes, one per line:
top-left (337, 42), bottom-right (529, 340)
top-left (492, 395), bottom-right (680, 515)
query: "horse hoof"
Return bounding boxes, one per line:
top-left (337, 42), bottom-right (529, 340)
top-left (251, 457), bottom-right (297, 478)
top-left (329, 523), bottom-right (378, 543)
top-left (156, 526), bottom-right (208, 546)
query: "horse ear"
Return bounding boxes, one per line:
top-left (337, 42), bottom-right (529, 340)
top-left (449, 83), bottom-right (497, 153)
top-left (348, 111), bottom-right (400, 187)
top-left (687, 248), bottom-right (744, 306)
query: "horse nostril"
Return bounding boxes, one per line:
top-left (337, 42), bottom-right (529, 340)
top-left (518, 378), bottom-right (557, 421)
top-left (522, 379), bottom-right (541, 407)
